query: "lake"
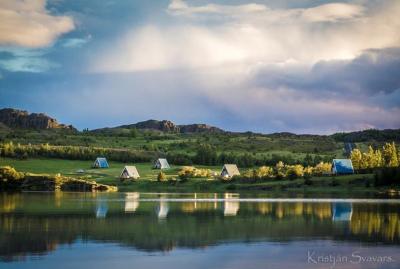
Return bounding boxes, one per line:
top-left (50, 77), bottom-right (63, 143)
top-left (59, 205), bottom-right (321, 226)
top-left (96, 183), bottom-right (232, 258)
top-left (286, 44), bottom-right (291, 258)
top-left (0, 192), bottom-right (399, 269)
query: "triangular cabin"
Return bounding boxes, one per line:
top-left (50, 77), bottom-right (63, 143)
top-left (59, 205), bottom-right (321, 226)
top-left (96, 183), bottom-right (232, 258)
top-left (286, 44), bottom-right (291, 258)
top-left (332, 159), bottom-right (354, 175)
top-left (154, 158), bottom-right (170, 169)
top-left (93, 157), bottom-right (109, 168)
top-left (120, 166), bottom-right (140, 180)
top-left (221, 164), bottom-right (240, 178)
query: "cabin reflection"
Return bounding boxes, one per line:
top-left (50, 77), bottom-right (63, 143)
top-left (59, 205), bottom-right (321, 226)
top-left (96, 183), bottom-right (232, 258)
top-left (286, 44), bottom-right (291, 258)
top-left (95, 200), bottom-right (108, 218)
top-left (156, 196), bottom-right (169, 219)
top-left (332, 203), bottom-right (353, 221)
top-left (224, 193), bottom-right (240, 216)
top-left (125, 192), bottom-right (140, 213)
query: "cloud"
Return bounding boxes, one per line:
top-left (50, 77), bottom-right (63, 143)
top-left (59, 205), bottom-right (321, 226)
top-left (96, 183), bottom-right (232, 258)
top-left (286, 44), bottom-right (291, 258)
top-left (300, 3), bottom-right (365, 22)
top-left (168, 0), bottom-right (364, 22)
top-left (85, 0), bottom-right (400, 133)
top-left (61, 36), bottom-right (91, 48)
top-left (252, 47), bottom-right (400, 96)
top-left (1, 0), bottom-right (398, 133)
top-left (92, 0), bottom-right (400, 73)
top-left (0, 57), bottom-right (58, 73)
top-left (0, 47), bottom-right (58, 72)
top-left (167, 0), bottom-right (268, 17)
top-left (0, 0), bottom-right (74, 48)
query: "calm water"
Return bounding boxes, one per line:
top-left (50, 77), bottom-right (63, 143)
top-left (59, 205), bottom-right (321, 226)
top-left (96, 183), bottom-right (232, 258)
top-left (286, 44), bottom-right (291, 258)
top-left (0, 192), bottom-right (400, 269)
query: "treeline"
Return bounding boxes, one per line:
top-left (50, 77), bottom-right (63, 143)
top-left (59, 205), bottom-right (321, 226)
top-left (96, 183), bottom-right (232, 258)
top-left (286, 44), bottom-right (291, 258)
top-left (331, 129), bottom-right (400, 142)
top-left (350, 142), bottom-right (399, 171)
top-left (0, 142), bottom-right (156, 163)
top-left (167, 144), bottom-right (333, 167)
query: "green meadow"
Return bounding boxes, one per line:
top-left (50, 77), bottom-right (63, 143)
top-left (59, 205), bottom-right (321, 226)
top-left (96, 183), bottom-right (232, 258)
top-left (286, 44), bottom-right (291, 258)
top-left (0, 157), bottom-right (382, 195)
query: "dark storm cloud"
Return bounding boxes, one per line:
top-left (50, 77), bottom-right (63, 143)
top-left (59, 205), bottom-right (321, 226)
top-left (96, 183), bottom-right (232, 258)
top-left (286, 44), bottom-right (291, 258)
top-left (253, 47), bottom-right (400, 97)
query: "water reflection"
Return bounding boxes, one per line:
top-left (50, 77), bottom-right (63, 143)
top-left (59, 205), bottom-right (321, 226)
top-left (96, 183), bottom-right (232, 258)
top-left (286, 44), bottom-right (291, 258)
top-left (156, 195), bottom-right (169, 219)
top-left (224, 193), bottom-right (240, 216)
top-left (124, 192), bottom-right (140, 213)
top-left (0, 192), bottom-right (399, 262)
top-left (332, 203), bottom-right (352, 222)
top-left (95, 200), bottom-right (108, 218)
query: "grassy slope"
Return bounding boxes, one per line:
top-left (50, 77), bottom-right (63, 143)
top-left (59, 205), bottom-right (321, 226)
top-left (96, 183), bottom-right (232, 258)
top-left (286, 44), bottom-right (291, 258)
top-left (0, 157), bottom-right (383, 195)
top-left (2, 129), bottom-right (347, 158)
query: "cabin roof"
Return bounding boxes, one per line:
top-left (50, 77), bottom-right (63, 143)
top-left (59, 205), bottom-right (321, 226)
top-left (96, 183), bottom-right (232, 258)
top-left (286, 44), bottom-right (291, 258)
top-left (221, 164), bottom-right (240, 176)
top-left (95, 157), bottom-right (109, 168)
top-left (156, 158), bottom-right (170, 168)
top-left (121, 166), bottom-right (140, 178)
top-left (332, 159), bottom-right (354, 174)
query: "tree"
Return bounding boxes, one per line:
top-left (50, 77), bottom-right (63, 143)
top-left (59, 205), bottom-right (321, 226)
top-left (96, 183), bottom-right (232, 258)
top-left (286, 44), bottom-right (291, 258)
top-left (194, 144), bottom-right (217, 165)
top-left (130, 128), bottom-right (138, 138)
top-left (303, 153), bottom-right (313, 166)
top-left (350, 149), bottom-right (363, 170)
top-left (275, 161), bottom-right (286, 179)
top-left (313, 162), bottom-right (332, 176)
top-left (383, 142), bottom-right (399, 167)
top-left (286, 164), bottom-right (304, 180)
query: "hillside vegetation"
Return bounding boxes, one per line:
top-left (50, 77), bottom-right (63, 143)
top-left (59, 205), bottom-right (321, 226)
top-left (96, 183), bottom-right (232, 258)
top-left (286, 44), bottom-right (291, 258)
top-left (0, 108), bottom-right (399, 168)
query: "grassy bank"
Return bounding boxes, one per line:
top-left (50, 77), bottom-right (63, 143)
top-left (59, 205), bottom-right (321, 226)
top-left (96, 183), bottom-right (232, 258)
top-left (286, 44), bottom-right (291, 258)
top-left (0, 166), bottom-right (117, 192)
top-left (1, 157), bottom-right (397, 196)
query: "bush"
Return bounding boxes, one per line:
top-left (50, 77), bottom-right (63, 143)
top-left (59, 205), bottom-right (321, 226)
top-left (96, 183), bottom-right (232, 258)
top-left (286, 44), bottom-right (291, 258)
top-left (157, 172), bottom-right (167, 182)
top-left (0, 166), bottom-right (24, 190)
top-left (178, 166), bottom-right (212, 179)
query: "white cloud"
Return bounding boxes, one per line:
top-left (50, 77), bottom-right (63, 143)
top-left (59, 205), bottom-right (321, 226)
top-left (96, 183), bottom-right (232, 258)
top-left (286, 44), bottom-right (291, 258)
top-left (92, 1), bottom-right (400, 73)
top-left (87, 0), bottom-right (400, 133)
top-left (62, 36), bottom-right (91, 48)
top-left (167, 0), bottom-right (364, 22)
top-left (0, 57), bottom-right (59, 72)
top-left (0, 0), bottom-right (74, 48)
top-left (300, 3), bottom-right (365, 22)
top-left (167, 0), bottom-right (268, 17)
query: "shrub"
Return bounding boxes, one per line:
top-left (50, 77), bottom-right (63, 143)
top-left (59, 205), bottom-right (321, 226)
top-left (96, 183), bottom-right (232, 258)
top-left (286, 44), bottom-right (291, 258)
top-left (313, 162), bottom-right (332, 176)
top-left (157, 172), bottom-right (167, 182)
top-left (178, 166), bottom-right (212, 179)
top-left (286, 164), bottom-right (304, 180)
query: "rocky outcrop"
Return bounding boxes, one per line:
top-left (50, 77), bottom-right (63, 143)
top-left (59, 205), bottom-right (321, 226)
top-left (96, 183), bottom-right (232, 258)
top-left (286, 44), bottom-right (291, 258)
top-left (118, 119), bottom-right (224, 133)
top-left (0, 108), bottom-right (75, 130)
top-left (122, 120), bottom-right (180, 132)
top-left (178, 124), bottom-right (223, 133)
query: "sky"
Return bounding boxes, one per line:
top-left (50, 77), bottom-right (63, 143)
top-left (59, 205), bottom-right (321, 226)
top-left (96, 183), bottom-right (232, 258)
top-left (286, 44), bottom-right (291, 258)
top-left (0, 0), bottom-right (399, 134)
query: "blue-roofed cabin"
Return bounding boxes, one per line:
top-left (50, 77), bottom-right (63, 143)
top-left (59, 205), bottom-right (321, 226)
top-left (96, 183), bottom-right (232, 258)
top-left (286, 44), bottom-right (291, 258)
top-left (93, 157), bottom-right (109, 168)
top-left (332, 159), bottom-right (354, 175)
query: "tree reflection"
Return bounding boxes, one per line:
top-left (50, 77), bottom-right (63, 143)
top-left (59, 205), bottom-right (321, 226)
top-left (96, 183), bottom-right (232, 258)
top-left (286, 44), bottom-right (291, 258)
top-left (0, 193), bottom-right (399, 261)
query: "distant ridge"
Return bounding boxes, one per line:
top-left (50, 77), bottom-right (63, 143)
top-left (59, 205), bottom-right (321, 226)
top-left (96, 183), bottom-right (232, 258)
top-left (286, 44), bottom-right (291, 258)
top-left (111, 119), bottom-right (224, 134)
top-left (0, 108), bottom-right (76, 130)
top-left (1, 108), bottom-right (399, 142)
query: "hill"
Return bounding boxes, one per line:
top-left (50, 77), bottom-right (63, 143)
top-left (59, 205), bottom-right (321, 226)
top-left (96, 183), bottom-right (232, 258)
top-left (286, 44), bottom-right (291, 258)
top-left (95, 119), bottom-right (224, 134)
top-left (0, 108), bottom-right (76, 131)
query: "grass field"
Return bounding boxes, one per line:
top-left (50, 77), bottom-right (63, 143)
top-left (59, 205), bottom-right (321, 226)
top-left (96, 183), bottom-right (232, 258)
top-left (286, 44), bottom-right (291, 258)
top-left (0, 157), bottom-right (388, 196)
top-left (0, 157), bottom-right (222, 183)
